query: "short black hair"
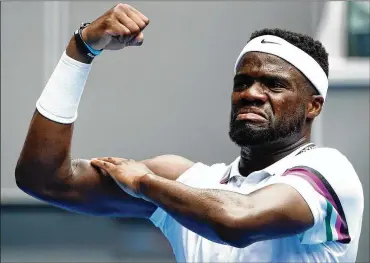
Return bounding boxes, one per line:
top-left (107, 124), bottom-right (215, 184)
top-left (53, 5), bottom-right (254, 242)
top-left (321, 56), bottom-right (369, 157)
top-left (249, 28), bottom-right (329, 77)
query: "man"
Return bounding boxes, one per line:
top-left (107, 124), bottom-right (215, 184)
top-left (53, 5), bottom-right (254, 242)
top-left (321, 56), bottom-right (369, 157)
top-left (15, 3), bottom-right (363, 262)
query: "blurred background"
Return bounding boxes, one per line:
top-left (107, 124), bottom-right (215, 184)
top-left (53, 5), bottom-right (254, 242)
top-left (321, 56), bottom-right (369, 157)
top-left (1, 1), bottom-right (369, 262)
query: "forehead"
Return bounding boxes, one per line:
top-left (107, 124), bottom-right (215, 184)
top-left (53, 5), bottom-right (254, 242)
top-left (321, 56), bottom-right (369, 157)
top-left (236, 52), bottom-right (303, 81)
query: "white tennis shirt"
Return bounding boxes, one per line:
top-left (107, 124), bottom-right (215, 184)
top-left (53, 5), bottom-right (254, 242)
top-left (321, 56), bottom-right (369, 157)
top-left (150, 143), bottom-right (364, 262)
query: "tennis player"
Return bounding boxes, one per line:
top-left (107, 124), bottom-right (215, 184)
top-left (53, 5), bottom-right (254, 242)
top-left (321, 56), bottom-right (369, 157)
top-left (15, 4), bottom-right (364, 262)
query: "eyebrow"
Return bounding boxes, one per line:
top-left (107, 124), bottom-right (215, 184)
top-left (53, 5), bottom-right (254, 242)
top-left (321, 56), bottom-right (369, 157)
top-left (234, 73), bottom-right (291, 86)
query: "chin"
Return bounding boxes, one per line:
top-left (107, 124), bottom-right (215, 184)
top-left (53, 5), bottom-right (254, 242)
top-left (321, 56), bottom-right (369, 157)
top-left (229, 121), bottom-right (273, 146)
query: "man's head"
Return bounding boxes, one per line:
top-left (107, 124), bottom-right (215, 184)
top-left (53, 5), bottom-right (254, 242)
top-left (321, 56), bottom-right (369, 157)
top-left (229, 28), bottom-right (329, 147)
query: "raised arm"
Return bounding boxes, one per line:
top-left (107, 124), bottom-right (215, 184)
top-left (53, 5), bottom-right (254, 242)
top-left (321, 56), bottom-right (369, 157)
top-left (15, 4), bottom-right (194, 217)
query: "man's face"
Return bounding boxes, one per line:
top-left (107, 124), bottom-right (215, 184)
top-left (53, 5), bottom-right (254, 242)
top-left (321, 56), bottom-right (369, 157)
top-left (229, 52), bottom-right (310, 147)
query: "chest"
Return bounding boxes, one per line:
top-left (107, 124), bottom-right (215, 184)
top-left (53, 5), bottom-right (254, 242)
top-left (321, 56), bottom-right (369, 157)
top-left (199, 167), bottom-right (277, 196)
top-left (163, 163), bottom-right (306, 262)
top-left (168, 223), bottom-right (304, 263)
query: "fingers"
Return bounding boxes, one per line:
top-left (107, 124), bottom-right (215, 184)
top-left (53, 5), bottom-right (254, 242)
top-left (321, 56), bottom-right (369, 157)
top-left (115, 12), bottom-right (140, 35)
top-left (131, 31), bottom-right (144, 46)
top-left (85, 3), bottom-right (149, 50)
top-left (106, 23), bottom-right (131, 37)
top-left (128, 5), bottom-right (149, 25)
top-left (114, 4), bottom-right (148, 35)
top-left (125, 10), bottom-right (146, 31)
top-left (107, 4), bottom-right (148, 47)
top-left (90, 159), bottom-right (116, 171)
top-left (91, 157), bottom-right (135, 165)
top-left (94, 157), bottom-right (123, 165)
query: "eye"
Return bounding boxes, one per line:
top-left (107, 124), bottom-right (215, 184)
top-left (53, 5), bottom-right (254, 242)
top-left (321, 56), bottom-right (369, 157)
top-left (272, 82), bottom-right (285, 89)
top-left (264, 79), bottom-right (286, 92)
top-left (233, 77), bottom-right (254, 92)
top-left (233, 82), bottom-right (248, 92)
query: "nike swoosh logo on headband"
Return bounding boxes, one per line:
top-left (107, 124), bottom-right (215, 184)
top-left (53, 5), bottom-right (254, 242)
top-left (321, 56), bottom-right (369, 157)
top-left (261, 39), bottom-right (281, 45)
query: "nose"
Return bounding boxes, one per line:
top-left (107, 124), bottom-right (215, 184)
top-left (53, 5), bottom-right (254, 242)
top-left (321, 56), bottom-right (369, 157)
top-left (238, 82), bottom-right (268, 104)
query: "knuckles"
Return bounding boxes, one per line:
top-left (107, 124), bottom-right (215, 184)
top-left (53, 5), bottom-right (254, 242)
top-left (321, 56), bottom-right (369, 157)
top-left (129, 25), bottom-right (141, 34)
top-left (102, 16), bottom-right (113, 29)
top-left (106, 4), bottom-right (142, 33)
top-left (86, 3), bottom-right (148, 47)
top-left (112, 3), bottom-right (131, 15)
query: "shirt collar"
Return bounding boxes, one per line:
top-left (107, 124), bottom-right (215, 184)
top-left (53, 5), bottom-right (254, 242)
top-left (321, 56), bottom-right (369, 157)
top-left (220, 143), bottom-right (316, 184)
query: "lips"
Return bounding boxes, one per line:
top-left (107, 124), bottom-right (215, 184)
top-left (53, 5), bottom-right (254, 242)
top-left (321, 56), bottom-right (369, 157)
top-left (236, 107), bottom-right (268, 120)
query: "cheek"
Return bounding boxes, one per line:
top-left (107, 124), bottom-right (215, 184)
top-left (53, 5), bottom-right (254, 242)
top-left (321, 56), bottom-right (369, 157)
top-left (271, 95), bottom-right (301, 118)
top-left (231, 92), bottom-right (241, 105)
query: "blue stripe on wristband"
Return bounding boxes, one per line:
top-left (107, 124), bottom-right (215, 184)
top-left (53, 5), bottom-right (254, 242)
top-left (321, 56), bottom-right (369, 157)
top-left (82, 41), bottom-right (102, 56)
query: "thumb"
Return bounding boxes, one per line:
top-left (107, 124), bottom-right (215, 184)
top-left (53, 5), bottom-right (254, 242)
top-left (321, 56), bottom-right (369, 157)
top-left (130, 32), bottom-right (144, 46)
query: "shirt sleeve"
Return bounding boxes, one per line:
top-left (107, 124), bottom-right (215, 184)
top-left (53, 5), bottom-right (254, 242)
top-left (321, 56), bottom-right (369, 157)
top-left (266, 148), bottom-right (363, 245)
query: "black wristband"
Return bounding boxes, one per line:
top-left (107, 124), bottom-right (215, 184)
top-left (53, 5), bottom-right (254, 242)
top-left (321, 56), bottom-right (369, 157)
top-left (73, 23), bottom-right (101, 60)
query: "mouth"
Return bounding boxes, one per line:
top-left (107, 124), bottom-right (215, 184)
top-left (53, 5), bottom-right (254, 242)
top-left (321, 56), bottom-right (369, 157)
top-left (235, 108), bottom-right (268, 122)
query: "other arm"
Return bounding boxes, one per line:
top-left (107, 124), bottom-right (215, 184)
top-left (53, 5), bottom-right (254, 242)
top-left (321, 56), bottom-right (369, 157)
top-left (138, 165), bottom-right (353, 246)
top-left (90, 157), bottom-right (316, 246)
top-left (138, 174), bottom-right (314, 246)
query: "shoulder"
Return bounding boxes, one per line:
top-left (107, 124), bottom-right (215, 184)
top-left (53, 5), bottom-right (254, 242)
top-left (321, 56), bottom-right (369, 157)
top-left (290, 147), bottom-right (359, 180)
top-left (175, 159), bottom-right (231, 187)
top-left (277, 147), bottom-right (364, 244)
top-left (288, 147), bottom-right (363, 196)
top-left (286, 146), bottom-right (364, 225)
top-left (294, 147), bottom-right (351, 166)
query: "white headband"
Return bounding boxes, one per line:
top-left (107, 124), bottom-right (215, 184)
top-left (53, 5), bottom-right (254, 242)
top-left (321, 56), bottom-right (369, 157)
top-left (234, 35), bottom-right (328, 100)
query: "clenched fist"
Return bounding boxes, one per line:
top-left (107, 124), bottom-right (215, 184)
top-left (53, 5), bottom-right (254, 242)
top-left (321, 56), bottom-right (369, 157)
top-left (81, 3), bottom-right (150, 51)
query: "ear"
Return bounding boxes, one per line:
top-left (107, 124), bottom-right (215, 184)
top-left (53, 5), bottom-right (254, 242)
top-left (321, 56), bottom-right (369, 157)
top-left (307, 95), bottom-right (324, 120)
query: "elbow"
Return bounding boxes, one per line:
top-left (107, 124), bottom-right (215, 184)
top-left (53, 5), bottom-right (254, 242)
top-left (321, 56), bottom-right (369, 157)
top-left (15, 168), bottom-right (65, 206)
top-left (215, 215), bottom-right (254, 248)
top-left (15, 164), bottom-right (42, 197)
top-left (15, 162), bottom-right (32, 190)
top-left (15, 174), bottom-right (37, 196)
top-left (15, 161), bottom-right (61, 199)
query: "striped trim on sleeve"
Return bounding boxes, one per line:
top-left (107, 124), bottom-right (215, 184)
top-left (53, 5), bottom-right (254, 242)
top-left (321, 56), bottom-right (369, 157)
top-left (281, 166), bottom-right (351, 244)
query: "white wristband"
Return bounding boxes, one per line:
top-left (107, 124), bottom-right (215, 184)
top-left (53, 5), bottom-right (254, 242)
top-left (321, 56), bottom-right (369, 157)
top-left (36, 51), bottom-right (92, 124)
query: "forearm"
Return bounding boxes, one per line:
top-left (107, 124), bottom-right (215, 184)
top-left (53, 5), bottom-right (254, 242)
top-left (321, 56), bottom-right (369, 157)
top-left (138, 173), bottom-right (249, 246)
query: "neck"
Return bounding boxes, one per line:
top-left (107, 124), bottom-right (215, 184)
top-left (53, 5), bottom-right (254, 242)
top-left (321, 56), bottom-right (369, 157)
top-left (239, 135), bottom-right (310, 176)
